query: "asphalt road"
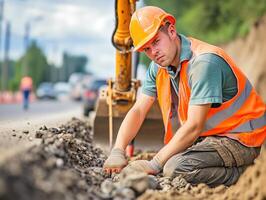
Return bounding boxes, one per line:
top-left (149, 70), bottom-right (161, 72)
top-left (0, 99), bottom-right (82, 121)
top-left (0, 99), bottom-right (84, 163)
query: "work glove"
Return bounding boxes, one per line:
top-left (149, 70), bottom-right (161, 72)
top-left (103, 148), bottom-right (128, 174)
top-left (122, 156), bottom-right (162, 175)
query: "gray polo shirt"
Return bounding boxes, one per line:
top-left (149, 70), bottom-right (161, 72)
top-left (142, 34), bottom-right (237, 108)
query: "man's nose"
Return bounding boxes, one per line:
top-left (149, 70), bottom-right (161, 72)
top-left (151, 47), bottom-right (158, 57)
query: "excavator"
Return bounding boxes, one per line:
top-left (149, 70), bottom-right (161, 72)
top-left (93, 0), bottom-right (165, 156)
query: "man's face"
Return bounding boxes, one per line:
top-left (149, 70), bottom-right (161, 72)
top-left (141, 26), bottom-right (179, 67)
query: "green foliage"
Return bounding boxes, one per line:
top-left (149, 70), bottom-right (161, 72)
top-left (144, 0), bottom-right (266, 44)
top-left (140, 0), bottom-right (266, 67)
top-left (10, 41), bottom-right (49, 91)
top-left (0, 60), bottom-right (16, 91)
top-left (8, 41), bottom-right (89, 91)
top-left (63, 53), bottom-right (88, 75)
top-left (27, 41), bottom-right (49, 87)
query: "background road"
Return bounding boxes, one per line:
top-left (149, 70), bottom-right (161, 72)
top-left (0, 100), bottom-right (84, 163)
top-left (0, 100), bottom-right (82, 121)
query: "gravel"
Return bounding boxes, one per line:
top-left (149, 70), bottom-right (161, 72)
top-left (0, 117), bottom-right (263, 200)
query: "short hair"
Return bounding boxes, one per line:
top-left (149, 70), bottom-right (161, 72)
top-left (159, 21), bottom-right (171, 34)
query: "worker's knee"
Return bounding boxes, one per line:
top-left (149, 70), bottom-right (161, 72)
top-left (163, 154), bottom-right (194, 177)
top-left (163, 157), bottom-right (178, 177)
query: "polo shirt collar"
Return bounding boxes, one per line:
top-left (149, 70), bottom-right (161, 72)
top-left (167, 34), bottom-right (192, 78)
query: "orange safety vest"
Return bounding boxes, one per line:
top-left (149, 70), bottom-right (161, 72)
top-left (156, 37), bottom-right (266, 147)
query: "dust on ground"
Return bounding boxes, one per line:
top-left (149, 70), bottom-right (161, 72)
top-left (0, 118), bottom-right (265, 200)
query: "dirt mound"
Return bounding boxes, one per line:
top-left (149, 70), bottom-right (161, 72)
top-left (0, 118), bottom-right (265, 200)
top-left (0, 118), bottom-right (108, 200)
top-left (223, 15), bottom-right (266, 101)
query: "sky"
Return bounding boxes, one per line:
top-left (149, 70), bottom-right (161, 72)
top-left (1, 0), bottom-right (145, 79)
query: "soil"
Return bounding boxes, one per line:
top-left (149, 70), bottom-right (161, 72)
top-left (223, 15), bottom-right (266, 102)
top-left (0, 118), bottom-right (108, 200)
top-left (0, 118), bottom-right (265, 200)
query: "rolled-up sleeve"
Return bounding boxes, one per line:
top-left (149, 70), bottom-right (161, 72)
top-left (142, 62), bottom-right (158, 97)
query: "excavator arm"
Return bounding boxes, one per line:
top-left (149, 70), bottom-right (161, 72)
top-left (93, 0), bottom-right (164, 154)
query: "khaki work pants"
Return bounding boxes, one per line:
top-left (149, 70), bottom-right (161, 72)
top-left (163, 136), bottom-right (261, 187)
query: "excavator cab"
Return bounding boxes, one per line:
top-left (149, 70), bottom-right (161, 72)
top-left (93, 0), bottom-right (164, 155)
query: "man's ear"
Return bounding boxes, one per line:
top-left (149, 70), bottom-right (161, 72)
top-left (168, 24), bottom-right (177, 39)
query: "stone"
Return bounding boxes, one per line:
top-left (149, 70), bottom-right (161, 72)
top-left (171, 176), bottom-right (188, 189)
top-left (35, 130), bottom-right (44, 138)
top-left (56, 158), bottom-right (64, 168)
top-left (119, 169), bottom-right (149, 194)
top-left (101, 179), bottom-right (116, 195)
top-left (113, 187), bottom-right (136, 200)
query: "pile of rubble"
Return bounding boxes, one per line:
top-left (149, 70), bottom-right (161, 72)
top-left (0, 118), bottom-right (108, 200)
top-left (0, 118), bottom-right (264, 200)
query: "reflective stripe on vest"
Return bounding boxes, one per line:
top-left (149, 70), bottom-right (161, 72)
top-left (156, 37), bottom-right (266, 147)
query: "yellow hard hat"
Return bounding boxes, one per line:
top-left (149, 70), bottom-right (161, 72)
top-left (130, 6), bottom-right (176, 51)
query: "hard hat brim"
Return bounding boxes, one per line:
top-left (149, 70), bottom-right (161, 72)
top-left (133, 14), bottom-right (176, 52)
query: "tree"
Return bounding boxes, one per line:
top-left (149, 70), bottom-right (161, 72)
top-left (61, 52), bottom-right (88, 81)
top-left (139, 0), bottom-right (266, 67)
top-left (10, 41), bottom-right (49, 90)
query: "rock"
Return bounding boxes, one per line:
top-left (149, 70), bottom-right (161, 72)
top-left (44, 137), bottom-right (55, 145)
top-left (62, 134), bottom-right (73, 140)
top-left (185, 183), bottom-right (192, 190)
top-left (111, 173), bottom-right (120, 182)
top-left (113, 187), bottom-right (136, 200)
top-left (101, 179), bottom-right (116, 195)
top-left (0, 118), bottom-right (111, 199)
top-left (56, 158), bottom-right (64, 168)
top-left (23, 130), bottom-right (29, 134)
top-left (158, 177), bottom-right (172, 190)
top-left (35, 130), bottom-right (44, 138)
top-left (171, 176), bottom-right (188, 189)
top-left (48, 127), bottom-right (60, 134)
top-left (119, 169), bottom-right (149, 194)
top-left (45, 157), bottom-right (57, 168)
top-left (39, 125), bottom-right (48, 130)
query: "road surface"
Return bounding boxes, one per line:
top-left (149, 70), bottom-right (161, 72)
top-left (0, 100), bottom-right (84, 163)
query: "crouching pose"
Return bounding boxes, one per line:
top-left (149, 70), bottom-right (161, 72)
top-left (103, 6), bottom-right (266, 187)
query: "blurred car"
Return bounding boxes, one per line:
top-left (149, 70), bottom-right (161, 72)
top-left (36, 82), bottom-right (56, 99)
top-left (54, 82), bottom-right (71, 100)
top-left (69, 73), bottom-right (94, 101)
top-left (68, 73), bottom-right (84, 87)
top-left (83, 78), bottom-right (107, 116)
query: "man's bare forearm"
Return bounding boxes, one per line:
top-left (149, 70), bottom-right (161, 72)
top-left (156, 121), bottom-right (201, 165)
top-left (155, 104), bottom-right (211, 165)
top-left (114, 107), bottom-right (146, 150)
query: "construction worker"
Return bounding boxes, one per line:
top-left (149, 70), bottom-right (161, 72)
top-left (103, 6), bottom-right (266, 187)
top-left (20, 76), bottom-right (33, 110)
